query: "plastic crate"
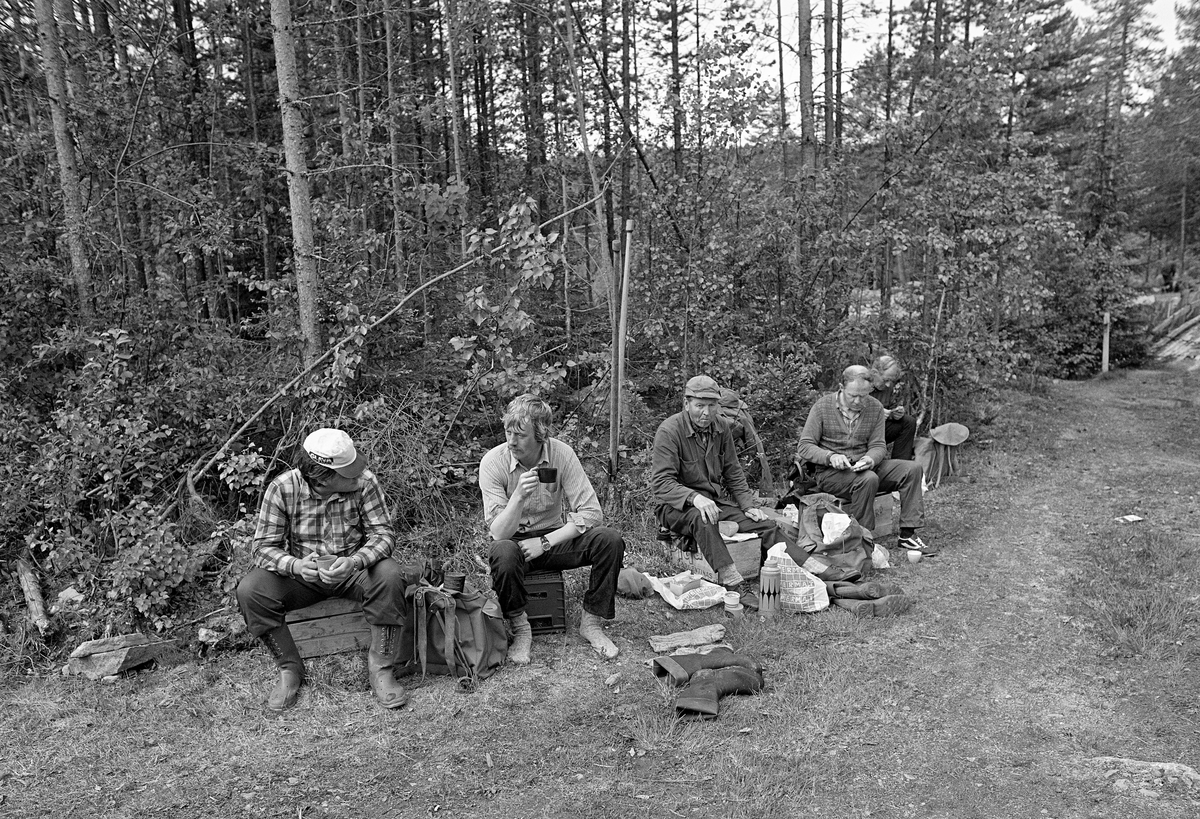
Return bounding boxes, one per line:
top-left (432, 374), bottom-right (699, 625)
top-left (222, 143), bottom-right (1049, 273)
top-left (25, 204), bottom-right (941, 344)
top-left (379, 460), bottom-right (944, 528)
top-left (525, 570), bottom-right (567, 634)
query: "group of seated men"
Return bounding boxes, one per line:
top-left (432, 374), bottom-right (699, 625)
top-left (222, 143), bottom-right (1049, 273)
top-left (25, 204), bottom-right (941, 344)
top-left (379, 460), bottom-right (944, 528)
top-left (234, 356), bottom-right (931, 711)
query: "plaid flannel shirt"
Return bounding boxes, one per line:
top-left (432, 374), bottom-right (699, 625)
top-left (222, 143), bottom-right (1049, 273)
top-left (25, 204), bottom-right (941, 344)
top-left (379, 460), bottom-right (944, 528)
top-left (252, 468), bottom-right (395, 577)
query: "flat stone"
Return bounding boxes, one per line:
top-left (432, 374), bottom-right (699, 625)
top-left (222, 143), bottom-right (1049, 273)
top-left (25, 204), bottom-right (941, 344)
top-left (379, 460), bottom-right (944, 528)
top-left (70, 633), bottom-right (151, 658)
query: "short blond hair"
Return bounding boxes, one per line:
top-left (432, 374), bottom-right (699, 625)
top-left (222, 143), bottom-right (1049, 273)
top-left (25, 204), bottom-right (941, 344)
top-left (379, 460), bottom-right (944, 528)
top-left (502, 394), bottom-right (554, 443)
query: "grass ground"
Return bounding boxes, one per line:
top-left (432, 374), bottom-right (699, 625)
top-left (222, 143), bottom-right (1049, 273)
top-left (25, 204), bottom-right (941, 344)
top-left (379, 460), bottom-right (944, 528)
top-left (3, 366), bottom-right (1199, 818)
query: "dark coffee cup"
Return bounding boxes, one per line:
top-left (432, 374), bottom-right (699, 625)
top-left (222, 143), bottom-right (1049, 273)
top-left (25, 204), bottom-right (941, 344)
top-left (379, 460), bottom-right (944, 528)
top-left (443, 572), bottom-right (466, 593)
top-left (536, 467), bottom-right (558, 483)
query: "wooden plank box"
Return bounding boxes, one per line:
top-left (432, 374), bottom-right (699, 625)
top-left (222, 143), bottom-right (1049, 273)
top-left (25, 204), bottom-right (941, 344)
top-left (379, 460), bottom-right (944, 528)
top-left (670, 535), bottom-right (762, 582)
top-left (873, 492), bottom-right (898, 540)
top-left (286, 597), bottom-right (371, 659)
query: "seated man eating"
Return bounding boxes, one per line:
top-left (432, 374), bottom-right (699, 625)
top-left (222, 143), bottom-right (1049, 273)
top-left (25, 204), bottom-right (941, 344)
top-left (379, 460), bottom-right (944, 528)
top-left (796, 366), bottom-right (934, 555)
top-left (652, 375), bottom-right (785, 589)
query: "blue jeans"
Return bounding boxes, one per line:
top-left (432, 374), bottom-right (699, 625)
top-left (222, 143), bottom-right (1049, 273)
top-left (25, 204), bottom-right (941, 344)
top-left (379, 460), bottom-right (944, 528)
top-left (490, 526), bottom-right (625, 619)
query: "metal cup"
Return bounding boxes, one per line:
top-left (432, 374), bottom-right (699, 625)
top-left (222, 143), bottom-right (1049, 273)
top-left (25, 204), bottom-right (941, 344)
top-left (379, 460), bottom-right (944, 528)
top-left (536, 466), bottom-right (558, 483)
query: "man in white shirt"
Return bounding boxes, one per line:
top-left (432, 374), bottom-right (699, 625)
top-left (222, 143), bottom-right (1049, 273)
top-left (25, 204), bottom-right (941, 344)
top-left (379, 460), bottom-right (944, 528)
top-left (478, 394), bottom-right (625, 664)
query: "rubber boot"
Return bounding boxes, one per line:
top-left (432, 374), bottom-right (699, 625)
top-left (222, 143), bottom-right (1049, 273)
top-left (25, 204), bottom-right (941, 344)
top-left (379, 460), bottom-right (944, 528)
top-left (507, 612), bottom-right (532, 665)
top-left (832, 594), bottom-right (913, 617)
top-left (261, 625), bottom-right (305, 712)
top-left (674, 666), bottom-right (765, 720)
top-left (651, 646), bottom-right (764, 686)
top-left (825, 580), bottom-right (904, 600)
top-left (367, 625), bottom-right (410, 709)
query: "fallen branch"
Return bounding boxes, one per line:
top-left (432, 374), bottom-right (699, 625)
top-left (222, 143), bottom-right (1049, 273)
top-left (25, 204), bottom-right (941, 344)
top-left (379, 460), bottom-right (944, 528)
top-left (16, 553), bottom-right (50, 636)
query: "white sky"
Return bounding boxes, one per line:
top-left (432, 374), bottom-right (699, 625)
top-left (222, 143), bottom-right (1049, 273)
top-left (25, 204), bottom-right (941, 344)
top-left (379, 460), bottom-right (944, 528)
top-left (759, 0), bottom-right (1183, 112)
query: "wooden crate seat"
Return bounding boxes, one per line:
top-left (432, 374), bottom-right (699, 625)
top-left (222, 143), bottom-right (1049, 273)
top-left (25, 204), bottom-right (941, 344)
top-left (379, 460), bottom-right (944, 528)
top-left (285, 597), bottom-right (371, 659)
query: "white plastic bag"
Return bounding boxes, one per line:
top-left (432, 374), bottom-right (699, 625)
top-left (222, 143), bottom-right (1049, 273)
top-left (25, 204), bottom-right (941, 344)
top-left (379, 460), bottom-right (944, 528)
top-left (820, 512), bottom-right (852, 544)
top-left (647, 571), bottom-right (727, 610)
top-left (767, 544), bottom-right (830, 613)
top-left (871, 543), bottom-right (891, 569)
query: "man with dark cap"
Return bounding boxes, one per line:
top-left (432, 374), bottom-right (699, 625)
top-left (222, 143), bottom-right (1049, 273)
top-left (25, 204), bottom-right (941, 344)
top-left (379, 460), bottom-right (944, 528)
top-left (236, 428), bottom-right (411, 712)
top-left (651, 375), bottom-right (784, 588)
top-left (796, 366), bottom-right (933, 554)
top-left (718, 387), bottom-right (774, 492)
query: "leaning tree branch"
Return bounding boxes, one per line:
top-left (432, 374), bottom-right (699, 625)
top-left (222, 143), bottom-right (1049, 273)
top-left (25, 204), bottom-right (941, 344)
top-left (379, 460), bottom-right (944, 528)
top-left (158, 191), bottom-right (606, 522)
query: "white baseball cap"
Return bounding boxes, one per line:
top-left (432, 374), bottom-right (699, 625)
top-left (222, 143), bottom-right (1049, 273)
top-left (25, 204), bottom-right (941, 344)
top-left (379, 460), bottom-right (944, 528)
top-left (302, 428), bottom-right (367, 478)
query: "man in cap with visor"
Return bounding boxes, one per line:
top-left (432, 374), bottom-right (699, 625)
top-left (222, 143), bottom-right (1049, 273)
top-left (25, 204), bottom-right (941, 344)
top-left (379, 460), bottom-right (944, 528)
top-left (236, 428), bottom-right (410, 712)
top-left (651, 375), bottom-right (785, 589)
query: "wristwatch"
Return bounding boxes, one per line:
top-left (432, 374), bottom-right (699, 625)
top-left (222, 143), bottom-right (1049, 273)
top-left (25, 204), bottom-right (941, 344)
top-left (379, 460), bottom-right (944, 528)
top-left (539, 535), bottom-right (552, 552)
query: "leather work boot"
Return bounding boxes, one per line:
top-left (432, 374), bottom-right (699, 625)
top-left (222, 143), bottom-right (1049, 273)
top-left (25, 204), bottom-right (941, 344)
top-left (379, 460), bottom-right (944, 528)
top-left (260, 625), bottom-right (305, 712)
top-left (674, 666), bottom-right (765, 720)
top-left (367, 625), bottom-right (410, 709)
top-left (651, 646), bottom-right (764, 686)
top-left (507, 612), bottom-right (533, 665)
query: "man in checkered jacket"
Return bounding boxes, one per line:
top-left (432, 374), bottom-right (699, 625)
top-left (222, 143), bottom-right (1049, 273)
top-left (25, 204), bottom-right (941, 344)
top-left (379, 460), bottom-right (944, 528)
top-left (236, 428), bottom-right (410, 712)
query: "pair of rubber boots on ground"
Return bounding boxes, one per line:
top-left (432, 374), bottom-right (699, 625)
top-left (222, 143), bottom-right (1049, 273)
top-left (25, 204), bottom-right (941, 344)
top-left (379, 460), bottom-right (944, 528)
top-left (260, 623), bottom-right (408, 712)
top-left (651, 647), bottom-right (765, 719)
top-left (825, 579), bottom-right (912, 617)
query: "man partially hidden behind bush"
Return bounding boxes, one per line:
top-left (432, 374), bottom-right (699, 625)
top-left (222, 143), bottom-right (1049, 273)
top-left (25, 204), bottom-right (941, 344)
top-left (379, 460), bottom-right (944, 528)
top-left (651, 375), bottom-right (785, 589)
top-left (479, 394), bottom-right (625, 664)
top-left (869, 354), bottom-right (917, 461)
top-left (236, 428), bottom-right (410, 712)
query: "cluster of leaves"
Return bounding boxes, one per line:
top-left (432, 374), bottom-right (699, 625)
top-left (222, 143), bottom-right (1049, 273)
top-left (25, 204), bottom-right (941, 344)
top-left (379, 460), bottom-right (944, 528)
top-left (3, 320), bottom-right (276, 632)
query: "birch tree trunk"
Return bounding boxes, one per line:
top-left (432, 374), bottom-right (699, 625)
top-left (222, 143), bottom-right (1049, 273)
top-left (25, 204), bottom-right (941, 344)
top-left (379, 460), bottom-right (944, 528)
top-left (34, 0), bottom-right (93, 316)
top-left (269, 0), bottom-right (323, 366)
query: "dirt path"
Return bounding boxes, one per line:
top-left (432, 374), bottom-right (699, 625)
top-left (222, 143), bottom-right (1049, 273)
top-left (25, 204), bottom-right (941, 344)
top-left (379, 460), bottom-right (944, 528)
top-left (856, 365), bottom-right (1200, 818)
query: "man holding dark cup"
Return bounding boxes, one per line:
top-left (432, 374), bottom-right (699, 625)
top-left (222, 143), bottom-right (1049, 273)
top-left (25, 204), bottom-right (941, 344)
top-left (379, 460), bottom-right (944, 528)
top-left (479, 394), bottom-right (625, 664)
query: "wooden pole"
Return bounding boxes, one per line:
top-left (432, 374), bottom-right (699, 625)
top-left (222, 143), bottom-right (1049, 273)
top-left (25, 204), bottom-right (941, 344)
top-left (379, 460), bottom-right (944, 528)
top-left (1102, 310), bottom-right (1111, 373)
top-left (610, 219), bottom-right (634, 480)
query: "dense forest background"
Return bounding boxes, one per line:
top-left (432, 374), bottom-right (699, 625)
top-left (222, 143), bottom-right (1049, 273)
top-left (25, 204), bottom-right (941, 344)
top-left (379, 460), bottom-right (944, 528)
top-left (2, 0), bottom-right (1197, 641)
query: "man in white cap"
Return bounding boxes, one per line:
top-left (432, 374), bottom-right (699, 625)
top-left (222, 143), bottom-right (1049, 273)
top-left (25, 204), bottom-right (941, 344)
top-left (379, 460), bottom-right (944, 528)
top-left (236, 428), bottom-right (410, 711)
top-left (651, 375), bottom-right (784, 589)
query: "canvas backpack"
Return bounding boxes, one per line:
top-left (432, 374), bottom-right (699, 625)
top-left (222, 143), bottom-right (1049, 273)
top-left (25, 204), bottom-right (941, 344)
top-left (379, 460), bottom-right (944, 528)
top-left (397, 579), bottom-right (508, 690)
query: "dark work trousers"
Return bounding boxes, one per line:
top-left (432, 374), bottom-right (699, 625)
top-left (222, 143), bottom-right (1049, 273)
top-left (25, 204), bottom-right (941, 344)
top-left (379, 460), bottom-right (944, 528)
top-left (490, 526), bottom-right (625, 620)
top-left (813, 459), bottom-right (925, 531)
top-left (236, 558), bottom-right (407, 638)
top-left (658, 500), bottom-right (785, 574)
top-left (885, 414), bottom-right (918, 461)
